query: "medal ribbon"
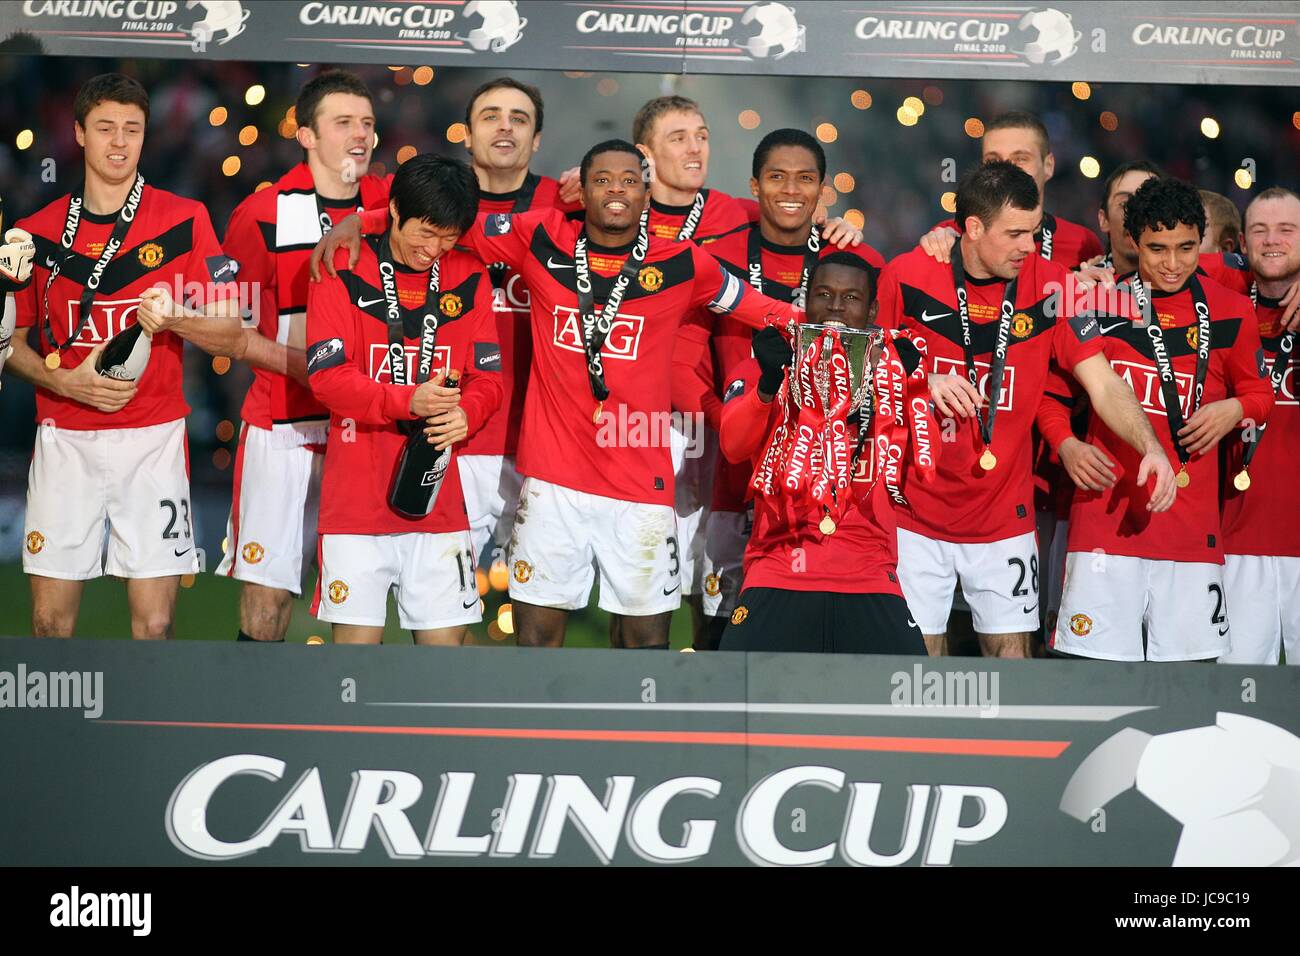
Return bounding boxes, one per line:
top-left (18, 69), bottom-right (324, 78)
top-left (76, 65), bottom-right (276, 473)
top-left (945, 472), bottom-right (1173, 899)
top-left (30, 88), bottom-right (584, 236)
top-left (950, 241), bottom-right (1017, 455)
top-left (1131, 273), bottom-right (1212, 473)
top-left (42, 174), bottom-right (145, 355)
top-left (574, 202), bottom-right (650, 410)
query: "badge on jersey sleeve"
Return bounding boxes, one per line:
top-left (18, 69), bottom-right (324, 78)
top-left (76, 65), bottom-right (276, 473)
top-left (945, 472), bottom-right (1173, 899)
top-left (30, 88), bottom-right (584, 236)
top-left (206, 254), bottom-right (241, 284)
top-left (723, 378), bottom-right (746, 404)
top-left (1069, 312), bottom-right (1101, 342)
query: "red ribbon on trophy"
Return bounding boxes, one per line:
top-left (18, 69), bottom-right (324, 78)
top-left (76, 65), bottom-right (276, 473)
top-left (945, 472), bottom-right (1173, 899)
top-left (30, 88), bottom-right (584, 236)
top-left (751, 322), bottom-right (934, 533)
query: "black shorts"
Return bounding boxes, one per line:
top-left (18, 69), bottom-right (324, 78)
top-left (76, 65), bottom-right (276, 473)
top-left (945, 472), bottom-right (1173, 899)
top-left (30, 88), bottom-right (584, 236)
top-left (720, 587), bottom-right (925, 654)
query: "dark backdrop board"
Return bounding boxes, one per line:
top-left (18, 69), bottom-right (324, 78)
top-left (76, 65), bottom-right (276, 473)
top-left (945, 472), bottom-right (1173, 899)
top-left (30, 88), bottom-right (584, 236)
top-left (1, 2), bottom-right (1298, 87)
top-left (2, 636), bottom-right (1297, 866)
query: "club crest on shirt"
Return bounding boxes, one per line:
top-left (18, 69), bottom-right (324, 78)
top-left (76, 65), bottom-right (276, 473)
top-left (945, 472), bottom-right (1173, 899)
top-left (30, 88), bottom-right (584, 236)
top-left (136, 242), bottom-right (165, 268)
top-left (328, 580), bottom-right (349, 604)
top-left (730, 605), bottom-right (748, 625)
top-left (1010, 312), bottom-right (1033, 338)
top-left (513, 560), bottom-right (533, 584)
top-left (241, 542), bottom-right (265, 565)
top-left (638, 265), bottom-right (665, 292)
top-left (25, 531), bottom-right (44, 555)
top-left (1069, 613), bottom-right (1092, 637)
top-left (1185, 326), bottom-right (1199, 349)
top-left (704, 573), bottom-right (721, 597)
top-left (439, 293), bottom-right (463, 318)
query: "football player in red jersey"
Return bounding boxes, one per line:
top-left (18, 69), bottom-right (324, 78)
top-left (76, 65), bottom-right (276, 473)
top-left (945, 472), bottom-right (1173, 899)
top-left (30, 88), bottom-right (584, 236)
top-left (719, 254), bottom-right (928, 653)
top-left (456, 78), bottom-right (581, 575)
top-left (311, 140), bottom-right (800, 649)
top-left (1199, 189), bottom-right (1242, 255)
top-left (218, 70), bottom-right (390, 642)
top-left (880, 162), bottom-right (1174, 658)
top-left (1215, 187), bottom-right (1300, 664)
top-left (1043, 177), bottom-right (1274, 662)
top-left (672, 128), bottom-right (885, 648)
top-left (306, 156), bottom-right (501, 645)
top-left (4, 73), bottom-right (244, 640)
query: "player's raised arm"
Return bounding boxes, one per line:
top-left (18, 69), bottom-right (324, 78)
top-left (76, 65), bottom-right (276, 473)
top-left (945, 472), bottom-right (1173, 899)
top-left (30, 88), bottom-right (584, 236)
top-left (687, 244), bottom-right (798, 330)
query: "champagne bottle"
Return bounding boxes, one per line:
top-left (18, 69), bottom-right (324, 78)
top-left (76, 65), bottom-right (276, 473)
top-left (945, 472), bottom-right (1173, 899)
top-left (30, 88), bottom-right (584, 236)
top-left (389, 371), bottom-right (459, 519)
top-left (96, 323), bottom-right (152, 381)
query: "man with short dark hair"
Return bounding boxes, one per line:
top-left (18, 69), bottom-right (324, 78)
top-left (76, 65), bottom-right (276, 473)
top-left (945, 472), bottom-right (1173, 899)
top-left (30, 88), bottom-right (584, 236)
top-left (306, 155), bottom-right (501, 645)
top-left (455, 76), bottom-right (579, 573)
top-left (218, 69), bottom-right (391, 642)
top-left (5, 72), bottom-right (244, 640)
top-left (1042, 177), bottom-right (1274, 662)
top-left (718, 254), bottom-right (929, 653)
top-left (881, 162), bottom-right (1174, 658)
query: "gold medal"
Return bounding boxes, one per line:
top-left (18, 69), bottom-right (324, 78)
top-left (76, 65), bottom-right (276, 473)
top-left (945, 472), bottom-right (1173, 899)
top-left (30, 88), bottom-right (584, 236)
top-left (1175, 467), bottom-right (1190, 489)
top-left (1233, 469), bottom-right (1251, 492)
top-left (592, 401), bottom-right (603, 424)
top-left (819, 514), bottom-right (836, 535)
top-left (44, 351), bottom-right (61, 370)
top-left (979, 448), bottom-right (997, 471)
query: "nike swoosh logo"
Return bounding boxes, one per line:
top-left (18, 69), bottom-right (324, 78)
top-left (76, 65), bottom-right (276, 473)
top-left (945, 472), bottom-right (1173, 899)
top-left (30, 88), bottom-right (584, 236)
top-left (463, 598), bottom-right (479, 610)
top-left (173, 547), bottom-right (193, 558)
top-left (906, 619), bottom-right (919, 629)
top-left (920, 310), bottom-right (951, 322)
top-left (1023, 605), bottom-right (1038, 615)
top-left (1099, 321), bottom-right (1131, 335)
top-left (546, 258), bottom-right (573, 270)
top-left (663, 583), bottom-right (681, 596)
top-left (1217, 625), bottom-right (1229, 637)
top-left (356, 296), bottom-right (384, 308)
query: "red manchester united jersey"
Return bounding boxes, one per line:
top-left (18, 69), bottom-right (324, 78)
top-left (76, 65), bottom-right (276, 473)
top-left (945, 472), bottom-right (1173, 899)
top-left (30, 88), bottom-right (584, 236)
top-left (1059, 276), bottom-right (1273, 563)
top-left (648, 190), bottom-right (751, 244)
top-left (306, 241), bottom-right (502, 535)
top-left (222, 163), bottom-right (391, 436)
top-left (462, 174), bottom-right (575, 459)
top-left (16, 184), bottom-right (235, 429)
top-left (720, 358), bottom-right (902, 595)
top-left (879, 246), bottom-right (1103, 543)
top-left (1221, 293), bottom-right (1297, 557)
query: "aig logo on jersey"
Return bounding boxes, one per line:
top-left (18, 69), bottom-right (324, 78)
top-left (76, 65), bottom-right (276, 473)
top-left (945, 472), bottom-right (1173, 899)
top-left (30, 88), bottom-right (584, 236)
top-left (1112, 360), bottom-right (1195, 417)
top-left (369, 343), bottom-right (451, 382)
top-left (552, 306), bottom-right (645, 361)
top-left (492, 273), bottom-right (531, 315)
top-left (63, 298), bottom-right (139, 350)
top-left (930, 357), bottom-right (1015, 412)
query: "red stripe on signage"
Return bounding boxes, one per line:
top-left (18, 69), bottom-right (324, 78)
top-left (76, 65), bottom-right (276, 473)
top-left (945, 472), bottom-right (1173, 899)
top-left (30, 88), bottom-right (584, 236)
top-left (101, 720), bottom-right (1070, 758)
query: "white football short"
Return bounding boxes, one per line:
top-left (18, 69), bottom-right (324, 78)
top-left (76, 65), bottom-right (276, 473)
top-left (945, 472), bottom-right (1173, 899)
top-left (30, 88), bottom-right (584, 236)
top-left (670, 421), bottom-right (716, 597)
top-left (215, 423), bottom-right (322, 595)
top-left (896, 528), bottom-right (1040, 636)
top-left (22, 418), bottom-right (199, 580)
top-left (701, 508), bottom-right (749, 618)
top-left (312, 531), bottom-right (480, 630)
top-left (458, 453), bottom-right (524, 565)
top-left (1052, 552), bottom-right (1229, 662)
top-left (1220, 554), bottom-right (1300, 665)
top-left (508, 476), bottom-right (681, 616)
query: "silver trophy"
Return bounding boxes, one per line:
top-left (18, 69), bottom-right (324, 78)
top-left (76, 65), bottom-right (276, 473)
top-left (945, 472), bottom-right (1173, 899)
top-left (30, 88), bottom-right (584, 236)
top-left (788, 321), bottom-right (884, 419)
